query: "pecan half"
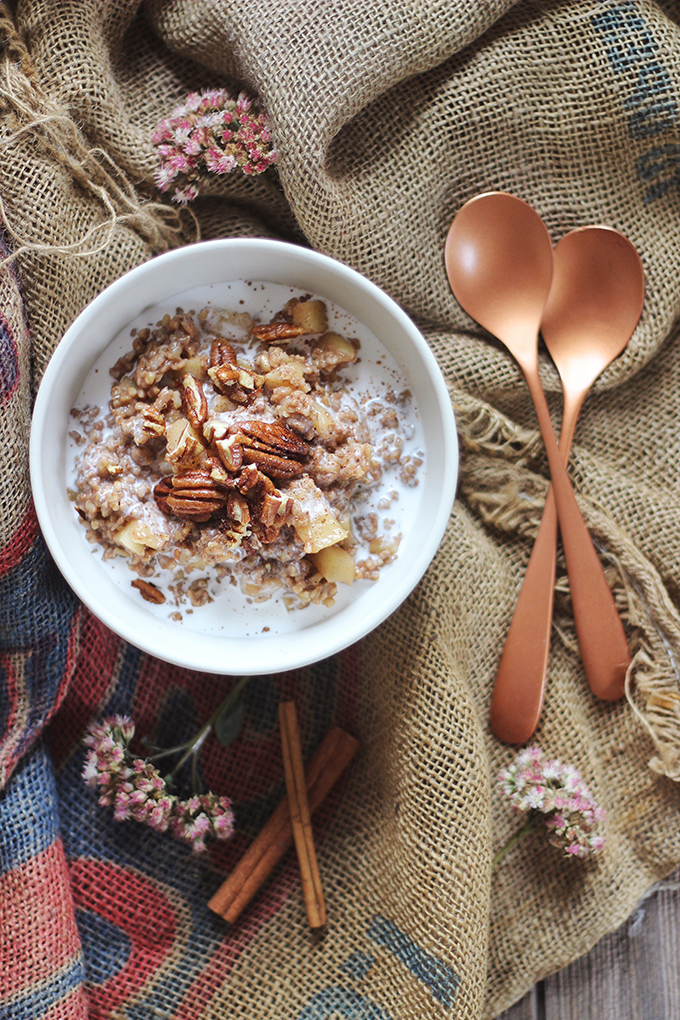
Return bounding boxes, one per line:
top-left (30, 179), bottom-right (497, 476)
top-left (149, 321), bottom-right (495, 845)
top-left (167, 494), bottom-right (226, 522)
top-left (229, 419), bottom-right (310, 480)
top-left (207, 337), bottom-right (264, 403)
top-left (180, 374), bottom-right (208, 431)
top-left (153, 477), bottom-right (173, 515)
top-left (251, 322), bottom-right (305, 344)
top-left (241, 447), bottom-right (306, 479)
top-left (210, 338), bottom-right (237, 368)
top-left (131, 578), bottom-right (166, 604)
top-left (165, 496), bottom-right (225, 522)
top-left (238, 420), bottom-right (310, 458)
top-left (156, 470), bottom-right (230, 522)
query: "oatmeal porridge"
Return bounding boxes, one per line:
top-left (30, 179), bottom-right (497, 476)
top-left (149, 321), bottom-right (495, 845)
top-left (68, 281), bottom-right (424, 633)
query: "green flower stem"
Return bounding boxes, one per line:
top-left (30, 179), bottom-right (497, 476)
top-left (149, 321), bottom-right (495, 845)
top-left (168, 721), bottom-right (212, 780)
top-left (149, 675), bottom-right (251, 781)
top-left (492, 815), bottom-right (537, 867)
top-left (147, 741), bottom-right (197, 762)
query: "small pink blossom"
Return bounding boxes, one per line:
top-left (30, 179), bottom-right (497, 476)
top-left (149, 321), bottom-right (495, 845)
top-left (167, 152), bottom-right (194, 173)
top-left (201, 88), bottom-right (226, 107)
top-left (169, 792), bottom-right (235, 854)
top-left (204, 147), bottom-right (237, 174)
top-left (150, 121), bottom-right (173, 145)
top-left (496, 746), bottom-right (605, 861)
top-left (172, 125), bottom-right (192, 146)
top-left (82, 716), bottom-right (235, 853)
top-left (154, 164), bottom-right (178, 190)
top-left (173, 184), bottom-right (200, 206)
top-left (151, 87), bottom-right (276, 204)
top-left (185, 92), bottom-right (203, 113)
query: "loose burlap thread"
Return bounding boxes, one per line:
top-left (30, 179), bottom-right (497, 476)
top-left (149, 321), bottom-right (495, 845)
top-left (2, 1), bottom-right (680, 1018)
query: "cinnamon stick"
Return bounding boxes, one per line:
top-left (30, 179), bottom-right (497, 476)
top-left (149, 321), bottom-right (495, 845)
top-left (279, 700), bottom-right (326, 929)
top-left (208, 725), bottom-right (359, 924)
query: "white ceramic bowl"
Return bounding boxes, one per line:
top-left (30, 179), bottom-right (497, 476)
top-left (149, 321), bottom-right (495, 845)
top-left (30, 239), bottom-right (457, 674)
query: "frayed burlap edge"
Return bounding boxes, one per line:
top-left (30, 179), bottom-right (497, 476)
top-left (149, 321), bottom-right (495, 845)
top-left (0, 3), bottom-right (193, 268)
top-left (626, 646), bottom-right (680, 782)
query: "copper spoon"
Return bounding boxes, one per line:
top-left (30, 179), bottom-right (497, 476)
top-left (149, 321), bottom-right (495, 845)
top-left (489, 226), bottom-right (645, 743)
top-left (444, 192), bottom-right (631, 704)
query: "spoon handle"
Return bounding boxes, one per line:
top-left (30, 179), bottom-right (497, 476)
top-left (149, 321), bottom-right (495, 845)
top-left (490, 391), bottom-right (582, 744)
top-left (490, 488), bottom-right (558, 742)
top-left (523, 367), bottom-right (630, 701)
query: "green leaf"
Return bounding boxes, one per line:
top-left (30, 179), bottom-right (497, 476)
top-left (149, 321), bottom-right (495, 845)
top-left (214, 696), bottom-right (245, 747)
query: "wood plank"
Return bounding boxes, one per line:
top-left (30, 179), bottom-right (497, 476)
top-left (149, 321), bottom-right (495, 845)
top-left (541, 868), bottom-right (680, 1020)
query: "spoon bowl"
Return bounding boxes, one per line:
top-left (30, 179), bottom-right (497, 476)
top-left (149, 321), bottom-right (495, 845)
top-left (542, 226), bottom-right (645, 399)
top-left (444, 191), bottom-right (553, 362)
top-left (489, 225), bottom-right (644, 743)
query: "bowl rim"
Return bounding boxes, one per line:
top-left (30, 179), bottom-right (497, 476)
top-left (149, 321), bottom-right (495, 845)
top-left (30, 238), bottom-right (458, 674)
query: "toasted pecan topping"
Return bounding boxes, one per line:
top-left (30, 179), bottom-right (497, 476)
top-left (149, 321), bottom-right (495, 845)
top-left (153, 477), bottom-right (173, 515)
top-left (237, 419), bottom-right (310, 457)
top-left (155, 470), bottom-right (229, 522)
top-left (165, 492), bottom-right (226, 521)
top-left (170, 469), bottom-right (222, 491)
top-left (209, 338), bottom-right (238, 368)
top-left (215, 434), bottom-right (243, 472)
top-left (226, 492), bottom-right (250, 526)
top-left (241, 447), bottom-right (306, 479)
top-left (180, 374), bottom-right (208, 431)
top-left (207, 362), bottom-right (262, 405)
top-left (251, 322), bottom-right (305, 344)
top-left (218, 419), bottom-right (309, 481)
top-left (131, 578), bottom-right (166, 604)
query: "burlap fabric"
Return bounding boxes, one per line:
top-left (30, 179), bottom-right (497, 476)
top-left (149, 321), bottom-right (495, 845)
top-left (2, 0), bottom-right (680, 1017)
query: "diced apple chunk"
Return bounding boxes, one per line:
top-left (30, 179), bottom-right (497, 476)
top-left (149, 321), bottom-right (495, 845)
top-left (263, 359), bottom-right (308, 391)
top-left (115, 519), bottom-right (165, 555)
top-left (115, 522), bottom-right (144, 555)
top-left (310, 545), bottom-right (356, 585)
top-left (287, 476), bottom-right (348, 553)
top-left (198, 306), bottom-right (253, 339)
top-left (291, 300), bottom-right (328, 334)
top-left (178, 356), bottom-right (207, 381)
top-left (308, 399), bottom-right (335, 440)
top-left (313, 332), bottom-right (357, 364)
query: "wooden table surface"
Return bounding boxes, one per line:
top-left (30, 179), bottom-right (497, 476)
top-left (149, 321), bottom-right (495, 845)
top-left (495, 867), bottom-right (680, 1020)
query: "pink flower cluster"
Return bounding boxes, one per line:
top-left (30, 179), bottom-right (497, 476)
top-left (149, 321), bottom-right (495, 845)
top-left (83, 716), bottom-right (234, 853)
top-left (151, 88), bottom-right (277, 205)
top-left (170, 793), bottom-right (234, 854)
top-left (498, 746), bottom-right (605, 858)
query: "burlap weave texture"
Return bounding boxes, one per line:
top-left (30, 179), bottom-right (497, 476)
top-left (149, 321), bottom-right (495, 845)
top-left (1, 1), bottom-right (680, 1018)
